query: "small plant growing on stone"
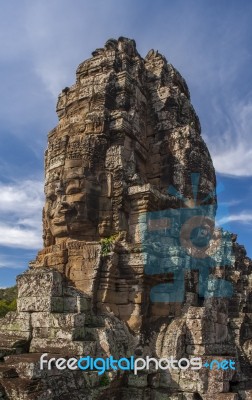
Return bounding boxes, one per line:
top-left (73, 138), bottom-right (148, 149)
top-left (0, 286), bottom-right (17, 318)
top-left (100, 234), bottom-right (117, 256)
top-left (99, 373), bottom-right (110, 386)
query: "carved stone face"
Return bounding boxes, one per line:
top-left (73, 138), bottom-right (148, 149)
top-left (42, 131), bottom-right (115, 246)
top-left (44, 176), bottom-right (100, 241)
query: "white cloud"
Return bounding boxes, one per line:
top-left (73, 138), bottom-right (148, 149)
top-left (0, 180), bottom-right (43, 249)
top-left (217, 213), bottom-right (252, 226)
top-left (0, 223), bottom-right (41, 249)
top-left (0, 180), bottom-right (43, 215)
top-left (207, 99), bottom-right (252, 176)
top-left (218, 199), bottom-right (243, 207)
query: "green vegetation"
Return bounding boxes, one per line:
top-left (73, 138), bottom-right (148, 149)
top-left (100, 234), bottom-right (118, 256)
top-left (0, 285), bottom-right (17, 317)
top-left (99, 373), bottom-right (110, 386)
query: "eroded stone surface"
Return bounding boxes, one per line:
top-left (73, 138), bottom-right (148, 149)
top-left (0, 37), bottom-right (251, 399)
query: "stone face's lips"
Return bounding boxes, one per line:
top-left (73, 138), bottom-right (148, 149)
top-left (53, 216), bottom-right (67, 225)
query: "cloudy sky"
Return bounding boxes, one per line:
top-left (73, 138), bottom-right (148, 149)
top-left (1, 0), bottom-right (252, 287)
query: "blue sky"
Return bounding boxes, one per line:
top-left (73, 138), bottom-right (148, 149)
top-left (1, 0), bottom-right (252, 287)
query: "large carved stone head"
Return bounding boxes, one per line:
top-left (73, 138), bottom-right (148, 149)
top-left (43, 133), bottom-right (112, 245)
top-left (42, 37), bottom-right (216, 247)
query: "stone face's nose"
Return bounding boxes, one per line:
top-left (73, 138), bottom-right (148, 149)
top-left (55, 184), bottom-right (64, 195)
top-left (58, 201), bottom-right (70, 212)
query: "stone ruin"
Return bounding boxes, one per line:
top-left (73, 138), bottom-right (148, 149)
top-left (0, 37), bottom-right (252, 399)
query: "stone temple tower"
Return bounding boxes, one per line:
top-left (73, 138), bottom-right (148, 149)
top-left (0, 37), bottom-right (251, 400)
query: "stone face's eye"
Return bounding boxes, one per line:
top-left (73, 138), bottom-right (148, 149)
top-left (46, 193), bottom-right (57, 202)
top-left (66, 186), bottom-right (80, 195)
top-left (65, 180), bottom-right (81, 195)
